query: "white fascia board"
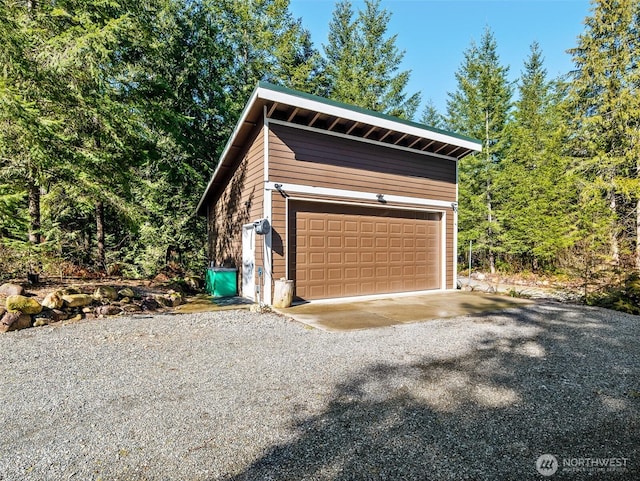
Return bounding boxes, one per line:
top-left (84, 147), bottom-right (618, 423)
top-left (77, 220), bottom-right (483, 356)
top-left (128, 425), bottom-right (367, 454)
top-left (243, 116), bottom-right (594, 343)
top-left (196, 87), bottom-right (261, 214)
top-left (256, 86), bottom-right (481, 153)
top-left (265, 182), bottom-right (457, 210)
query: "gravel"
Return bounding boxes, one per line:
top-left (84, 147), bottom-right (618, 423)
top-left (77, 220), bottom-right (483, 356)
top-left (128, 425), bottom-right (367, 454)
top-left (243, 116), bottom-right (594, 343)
top-left (0, 302), bottom-right (638, 480)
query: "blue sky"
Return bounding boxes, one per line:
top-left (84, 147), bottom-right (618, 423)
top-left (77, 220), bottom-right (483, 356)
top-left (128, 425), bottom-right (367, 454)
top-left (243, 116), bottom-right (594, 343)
top-left (288, 0), bottom-right (593, 117)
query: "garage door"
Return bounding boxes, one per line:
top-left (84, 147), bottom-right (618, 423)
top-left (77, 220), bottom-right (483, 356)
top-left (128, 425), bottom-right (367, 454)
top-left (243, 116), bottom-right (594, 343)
top-left (291, 203), bottom-right (441, 300)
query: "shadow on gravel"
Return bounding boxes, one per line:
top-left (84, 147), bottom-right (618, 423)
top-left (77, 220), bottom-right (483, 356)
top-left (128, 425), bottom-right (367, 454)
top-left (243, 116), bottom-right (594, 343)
top-left (222, 305), bottom-right (639, 480)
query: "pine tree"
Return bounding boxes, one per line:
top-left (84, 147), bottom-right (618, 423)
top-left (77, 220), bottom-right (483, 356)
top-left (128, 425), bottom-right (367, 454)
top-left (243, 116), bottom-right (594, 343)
top-left (324, 0), bottom-right (420, 119)
top-left (567, 0), bottom-right (640, 268)
top-left (419, 99), bottom-right (445, 129)
top-left (447, 27), bottom-right (512, 273)
top-left (496, 43), bottom-right (575, 271)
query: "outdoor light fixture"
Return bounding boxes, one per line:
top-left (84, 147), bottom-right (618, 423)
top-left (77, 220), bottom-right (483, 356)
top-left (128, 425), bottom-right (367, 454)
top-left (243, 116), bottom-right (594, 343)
top-left (274, 183), bottom-right (289, 198)
top-left (376, 193), bottom-right (385, 202)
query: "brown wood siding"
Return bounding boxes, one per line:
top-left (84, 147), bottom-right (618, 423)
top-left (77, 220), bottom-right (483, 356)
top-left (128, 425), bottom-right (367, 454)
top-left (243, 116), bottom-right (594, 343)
top-left (446, 212), bottom-right (454, 289)
top-left (288, 201), bottom-right (441, 300)
top-left (209, 124), bottom-right (264, 292)
top-left (269, 124), bottom-right (456, 201)
top-left (271, 192), bottom-right (287, 286)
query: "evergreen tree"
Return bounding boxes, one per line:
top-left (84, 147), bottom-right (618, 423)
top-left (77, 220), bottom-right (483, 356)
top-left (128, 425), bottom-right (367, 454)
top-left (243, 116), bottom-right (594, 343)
top-left (447, 27), bottom-right (512, 273)
top-left (324, 0), bottom-right (420, 119)
top-left (567, 0), bottom-right (640, 268)
top-left (496, 43), bottom-right (575, 271)
top-left (419, 99), bottom-right (445, 129)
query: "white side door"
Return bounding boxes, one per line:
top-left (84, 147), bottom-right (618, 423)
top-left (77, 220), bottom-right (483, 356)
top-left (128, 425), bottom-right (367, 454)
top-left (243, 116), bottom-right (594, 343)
top-left (242, 225), bottom-right (256, 299)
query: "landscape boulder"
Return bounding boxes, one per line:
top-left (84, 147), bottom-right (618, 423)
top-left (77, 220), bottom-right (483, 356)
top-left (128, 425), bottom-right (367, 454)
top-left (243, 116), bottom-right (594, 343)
top-left (184, 276), bottom-right (203, 291)
top-left (166, 290), bottom-right (184, 307)
top-left (62, 294), bottom-right (94, 308)
top-left (42, 291), bottom-right (64, 310)
top-left (6, 295), bottom-right (42, 315)
top-left (141, 297), bottom-right (160, 311)
top-left (60, 287), bottom-right (80, 295)
top-left (93, 286), bottom-right (118, 301)
top-left (0, 283), bottom-right (25, 296)
top-left (95, 305), bottom-right (122, 317)
top-left (0, 311), bottom-right (32, 332)
top-left (118, 287), bottom-right (135, 299)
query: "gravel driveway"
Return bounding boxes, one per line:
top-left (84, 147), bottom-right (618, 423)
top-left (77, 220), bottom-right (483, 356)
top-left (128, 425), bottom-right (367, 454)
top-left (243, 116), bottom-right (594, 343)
top-left (1, 302), bottom-right (638, 480)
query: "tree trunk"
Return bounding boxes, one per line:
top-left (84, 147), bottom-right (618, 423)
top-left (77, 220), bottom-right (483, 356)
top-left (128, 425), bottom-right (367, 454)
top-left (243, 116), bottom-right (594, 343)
top-left (609, 190), bottom-right (619, 266)
top-left (96, 201), bottom-right (105, 271)
top-left (485, 109), bottom-right (496, 274)
top-left (636, 197), bottom-right (640, 270)
top-left (27, 180), bottom-right (41, 244)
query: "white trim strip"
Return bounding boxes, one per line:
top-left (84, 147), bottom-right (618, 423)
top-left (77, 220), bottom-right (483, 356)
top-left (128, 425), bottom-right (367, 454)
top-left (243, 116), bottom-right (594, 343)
top-left (268, 118), bottom-right (461, 162)
top-left (452, 205), bottom-right (458, 290)
top-left (287, 196), bottom-right (446, 214)
top-left (263, 109), bottom-right (272, 305)
top-left (256, 86), bottom-right (481, 152)
top-left (266, 181), bottom-right (456, 210)
top-left (441, 211), bottom-right (447, 290)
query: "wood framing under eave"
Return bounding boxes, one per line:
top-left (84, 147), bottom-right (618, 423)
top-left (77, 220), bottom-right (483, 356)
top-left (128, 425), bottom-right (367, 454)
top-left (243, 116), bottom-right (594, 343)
top-left (408, 137), bottom-right (421, 149)
top-left (328, 117), bottom-right (342, 131)
top-left (379, 129), bottom-right (393, 142)
top-left (394, 133), bottom-right (408, 145)
top-left (422, 140), bottom-right (436, 151)
top-left (363, 125), bottom-right (377, 138)
top-left (256, 85), bottom-right (481, 153)
top-left (267, 102), bottom-right (279, 117)
top-left (287, 107), bottom-right (299, 122)
top-left (268, 118), bottom-right (464, 162)
top-left (308, 112), bottom-right (321, 127)
top-left (347, 121), bottom-right (360, 135)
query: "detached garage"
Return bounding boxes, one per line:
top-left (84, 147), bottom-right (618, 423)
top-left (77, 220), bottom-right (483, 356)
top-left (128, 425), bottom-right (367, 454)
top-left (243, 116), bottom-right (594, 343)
top-left (196, 82), bottom-right (481, 305)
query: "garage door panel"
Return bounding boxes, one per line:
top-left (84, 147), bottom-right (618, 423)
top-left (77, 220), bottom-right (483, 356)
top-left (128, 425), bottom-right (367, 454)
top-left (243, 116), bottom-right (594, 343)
top-left (294, 206), bottom-right (441, 300)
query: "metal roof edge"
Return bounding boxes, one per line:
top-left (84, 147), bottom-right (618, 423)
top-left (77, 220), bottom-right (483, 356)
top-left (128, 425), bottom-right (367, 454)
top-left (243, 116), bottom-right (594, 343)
top-left (195, 85), bottom-right (262, 215)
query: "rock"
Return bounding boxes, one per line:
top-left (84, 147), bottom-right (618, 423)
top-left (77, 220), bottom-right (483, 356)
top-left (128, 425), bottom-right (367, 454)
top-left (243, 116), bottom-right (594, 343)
top-left (118, 288), bottom-right (135, 299)
top-left (154, 295), bottom-right (172, 308)
top-left (62, 294), bottom-right (94, 308)
top-left (34, 308), bottom-right (67, 323)
top-left (141, 297), bottom-right (159, 311)
top-left (0, 306), bottom-right (5, 318)
top-left (166, 291), bottom-right (184, 307)
top-left (6, 295), bottom-right (42, 315)
top-left (122, 304), bottom-right (142, 313)
top-left (0, 283), bottom-right (25, 296)
top-left (60, 287), bottom-right (80, 295)
top-left (95, 305), bottom-right (121, 316)
top-left (82, 307), bottom-right (93, 314)
top-left (94, 286), bottom-right (118, 301)
top-left (119, 297), bottom-right (131, 304)
top-left (184, 276), bottom-right (203, 291)
top-left (66, 314), bottom-right (82, 322)
top-left (475, 273), bottom-right (486, 281)
top-left (50, 309), bottom-right (68, 322)
top-left (42, 291), bottom-right (64, 310)
top-left (34, 318), bottom-right (48, 327)
top-left (0, 311), bottom-right (32, 332)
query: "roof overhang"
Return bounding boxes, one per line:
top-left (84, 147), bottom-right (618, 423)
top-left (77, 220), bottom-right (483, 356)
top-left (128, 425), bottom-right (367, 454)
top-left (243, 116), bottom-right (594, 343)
top-left (196, 82), bottom-right (482, 215)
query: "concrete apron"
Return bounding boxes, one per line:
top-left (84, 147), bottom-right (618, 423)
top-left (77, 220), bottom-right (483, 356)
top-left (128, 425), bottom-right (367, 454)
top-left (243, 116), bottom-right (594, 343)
top-left (275, 291), bottom-right (533, 332)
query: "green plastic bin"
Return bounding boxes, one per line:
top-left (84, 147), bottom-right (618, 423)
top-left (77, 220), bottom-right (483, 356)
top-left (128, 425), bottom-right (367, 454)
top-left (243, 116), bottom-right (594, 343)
top-left (206, 267), bottom-right (238, 297)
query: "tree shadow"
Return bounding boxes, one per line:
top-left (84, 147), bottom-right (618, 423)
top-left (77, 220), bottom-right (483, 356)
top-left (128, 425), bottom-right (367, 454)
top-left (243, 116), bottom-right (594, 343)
top-left (220, 304), bottom-right (639, 480)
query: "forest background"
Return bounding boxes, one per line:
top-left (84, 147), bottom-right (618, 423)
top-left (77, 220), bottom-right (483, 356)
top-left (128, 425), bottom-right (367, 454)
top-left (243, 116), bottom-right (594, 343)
top-left (1, 0), bottom-right (639, 307)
